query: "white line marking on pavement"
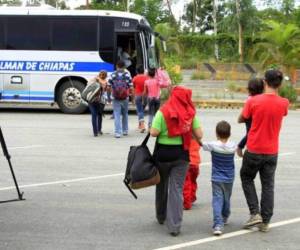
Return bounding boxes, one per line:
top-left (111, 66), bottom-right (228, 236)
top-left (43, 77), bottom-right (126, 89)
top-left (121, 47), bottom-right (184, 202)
top-left (0, 173), bottom-right (123, 191)
top-left (0, 151), bottom-right (295, 191)
top-left (8, 145), bottom-right (45, 150)
top-left (152, 217), bottom-right (300, 250)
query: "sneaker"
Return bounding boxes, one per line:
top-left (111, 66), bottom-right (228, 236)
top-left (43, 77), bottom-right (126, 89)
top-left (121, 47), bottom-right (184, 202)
top-left (213, 226), bottom-right (223, 236)
top-left (115, 134), bottom-right (121, 138)
top-left (243, 214), bottom-right (263, 229)
top-left (157, 219), bottom-right (164, 225)
top-left (170, 231), bottom-right (180, 237)
top-left (258, 223), bottom-right (269, 232)
top-left (123, 132), bottom-right (128, 136)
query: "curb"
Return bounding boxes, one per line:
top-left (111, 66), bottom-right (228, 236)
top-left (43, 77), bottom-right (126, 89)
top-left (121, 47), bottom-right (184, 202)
top-left (193, 99), bottom-right (300, 110)
top-left (193, 100), bottom-right (244, 109)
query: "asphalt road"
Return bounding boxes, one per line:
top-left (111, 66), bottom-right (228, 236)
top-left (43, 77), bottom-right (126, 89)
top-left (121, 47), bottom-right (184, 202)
top-left (0, 109), bottom-right (299, 250)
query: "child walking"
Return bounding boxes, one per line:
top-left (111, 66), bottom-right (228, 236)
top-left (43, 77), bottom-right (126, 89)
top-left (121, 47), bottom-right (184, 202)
top-left (201, 121), bottom-right (236, 236)
top-left (183, 138), bottom-right (201, 210)
top-left (236, 78), bottom-right (264, 157)
top-left (132, 65), bottom-right (148, 133)
top-left (144, 68), bottom-right (160, 129)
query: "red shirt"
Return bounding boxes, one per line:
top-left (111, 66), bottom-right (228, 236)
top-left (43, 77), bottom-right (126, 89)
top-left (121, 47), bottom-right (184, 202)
top-left (132, 74), bottom-right (148, 96)
top-left (242, 93), bottom-right (289, 154)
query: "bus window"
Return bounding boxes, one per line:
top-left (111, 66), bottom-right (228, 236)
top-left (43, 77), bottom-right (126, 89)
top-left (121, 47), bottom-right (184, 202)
top-left (0, 17), bottom-right (4, 49)
top-left (6, 17), bottom-right (50, 50)
top-left (99, 17), bottom-right (114, 64)
top-left (52, 17), bottom-right (97, 51)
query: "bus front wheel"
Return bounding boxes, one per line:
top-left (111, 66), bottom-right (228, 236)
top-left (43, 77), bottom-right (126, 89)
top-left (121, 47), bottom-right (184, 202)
top-left (57, 80), bottom-right (87, 114)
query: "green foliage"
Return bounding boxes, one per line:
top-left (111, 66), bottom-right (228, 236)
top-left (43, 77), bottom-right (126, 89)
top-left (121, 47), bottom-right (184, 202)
top-left (279, 84), bottom-right (298, 103)
top-left (182, 0), bottom-right (214, 33)
top-left (0, 0), bottom-right (21, 5)
top-left (91, 0), bottom-right (124, 11)
top-left (219, 0), bottom-right (261, 35)
top-left (252, 21), bottom-right (300, 74)
top-left (281, 0), bottom-right (295, 15)
top-left (130, 0), bottom-right (169, 27)
top-left (226, 82), bottom-right (239, 92)
top-left (191, 71), bottom-right (207, 80)
top-left (163, 56), bottom-right (183, 85)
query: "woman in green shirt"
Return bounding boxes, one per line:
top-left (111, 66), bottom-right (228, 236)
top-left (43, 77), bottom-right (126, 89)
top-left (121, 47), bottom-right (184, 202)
top-left (150, 86), bottom-right (202, 236)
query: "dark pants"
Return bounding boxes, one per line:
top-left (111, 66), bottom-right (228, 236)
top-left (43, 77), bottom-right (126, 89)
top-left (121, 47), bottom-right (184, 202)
top-left (148, 97), bottom-right (160, 128)
top-left (240, 151), bottom-right (278, 223)
top-left (156, 159), bottom-right (189, 233)
top-left (89, 102), bottom-right (105, 136)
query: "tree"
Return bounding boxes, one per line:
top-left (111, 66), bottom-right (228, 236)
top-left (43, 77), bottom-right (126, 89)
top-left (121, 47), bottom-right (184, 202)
top-left (182, 0), bottom-right (214, 33)
top-left (131, 0), bottom-right (169, 27)
top-left (252, 21), bottom-right (300, 83)
top-left (213, 0), bottom-right (219, 60)
top-left (281, 0), bottom-right (295, 16)
top-left (236, 0), bottom-right (243, 62)
top-left (219, 0), bottom-right (260, 62)
top-left (91, 0), bottom-right (125, 11)
top-left (0, 0), bottom-right (23, 5)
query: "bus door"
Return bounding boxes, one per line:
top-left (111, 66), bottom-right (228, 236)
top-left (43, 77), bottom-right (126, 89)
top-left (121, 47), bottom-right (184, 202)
top-left (114, 18), bottom-right (147, 74)
top-left (138, 32), bottom-right (148, 69)
top-left (2, 73), bottom-right (30, 102)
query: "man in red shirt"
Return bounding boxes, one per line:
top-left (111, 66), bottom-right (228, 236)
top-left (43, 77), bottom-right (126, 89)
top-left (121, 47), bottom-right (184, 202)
top-left (239, 69), bottom-right (289, 232)
top-left (132, 66), bottom-right (148, 133)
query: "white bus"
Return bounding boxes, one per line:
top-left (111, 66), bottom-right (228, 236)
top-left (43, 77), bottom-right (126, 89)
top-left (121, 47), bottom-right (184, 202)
top-left (0, 8), bottom-right (161, 113)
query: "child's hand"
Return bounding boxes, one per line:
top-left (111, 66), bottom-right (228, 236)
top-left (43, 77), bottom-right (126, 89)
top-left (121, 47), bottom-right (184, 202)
top-left (236, 147), bottom-right (243, 158)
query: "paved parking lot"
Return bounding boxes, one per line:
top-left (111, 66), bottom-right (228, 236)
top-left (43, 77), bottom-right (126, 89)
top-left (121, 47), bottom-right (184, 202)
top-left (0, 108), bottom-right (299, 250)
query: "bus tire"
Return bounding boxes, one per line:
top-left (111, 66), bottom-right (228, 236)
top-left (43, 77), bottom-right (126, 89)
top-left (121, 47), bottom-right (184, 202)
top-left (57, 80), bottom-right (87, 114)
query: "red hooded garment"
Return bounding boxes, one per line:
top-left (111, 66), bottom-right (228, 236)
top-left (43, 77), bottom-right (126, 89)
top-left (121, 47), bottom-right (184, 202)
top-left (160, 86), bottom-right (196, 150)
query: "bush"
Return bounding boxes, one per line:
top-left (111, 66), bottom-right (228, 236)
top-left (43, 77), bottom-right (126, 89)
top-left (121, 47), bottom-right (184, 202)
top-left (159, 55), bottom-right (183, 101)
top-left (226, 82), bottom-right (239, 92)
top-left (162, 56), bottom-right (183, 85)
top-left (279, 84), bottom-right (298, 103)
top-left (191, 71), bottom-right (210, 80)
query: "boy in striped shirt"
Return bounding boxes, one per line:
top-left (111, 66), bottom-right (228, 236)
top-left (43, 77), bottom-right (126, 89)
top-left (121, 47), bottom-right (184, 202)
top-left (201, 121), bottom-right (236, 236)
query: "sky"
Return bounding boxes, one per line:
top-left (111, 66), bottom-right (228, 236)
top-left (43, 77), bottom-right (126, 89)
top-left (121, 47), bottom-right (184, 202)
top-left (65, 0), bottom-right (300, 15)
top-left (172, 0), bottom-right (300, 20)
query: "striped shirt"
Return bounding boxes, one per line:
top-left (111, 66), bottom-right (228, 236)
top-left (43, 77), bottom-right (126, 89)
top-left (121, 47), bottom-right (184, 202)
top-left (202, 140), bottom-right (236, 183)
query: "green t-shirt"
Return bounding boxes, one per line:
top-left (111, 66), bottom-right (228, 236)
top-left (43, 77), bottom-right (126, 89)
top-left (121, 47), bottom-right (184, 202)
top-left (151, 110), bottom-right (201, 145)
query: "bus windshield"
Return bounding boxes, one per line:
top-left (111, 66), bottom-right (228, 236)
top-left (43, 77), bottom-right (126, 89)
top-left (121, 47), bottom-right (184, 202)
top-left (148, 45), bottom-right (159, 68)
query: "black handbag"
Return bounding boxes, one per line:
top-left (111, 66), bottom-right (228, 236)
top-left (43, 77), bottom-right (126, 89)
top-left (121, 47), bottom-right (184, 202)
top-left (123, 133), bottom-right (160, 199)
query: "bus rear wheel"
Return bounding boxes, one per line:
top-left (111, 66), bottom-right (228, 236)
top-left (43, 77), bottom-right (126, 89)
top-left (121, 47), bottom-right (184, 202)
top-left (57, 80), bottom-right (87, 114)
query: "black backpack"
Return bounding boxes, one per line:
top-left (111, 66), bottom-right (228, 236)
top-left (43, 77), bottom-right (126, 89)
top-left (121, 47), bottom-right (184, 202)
top-left (123, 133), bottom-right (160, 199)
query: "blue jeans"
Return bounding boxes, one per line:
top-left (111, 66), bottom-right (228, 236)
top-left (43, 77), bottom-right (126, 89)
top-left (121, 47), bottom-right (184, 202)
top-left (88, 102), bottom-right (102, 136)
top-left (135, 95), bottom-right (144, 122)
top-left (113, 99), bottom-right (129, 136)
top-left (212, 181), bottom-right (233, 228)
top-left (148, 97), bottom-right (160, 128)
